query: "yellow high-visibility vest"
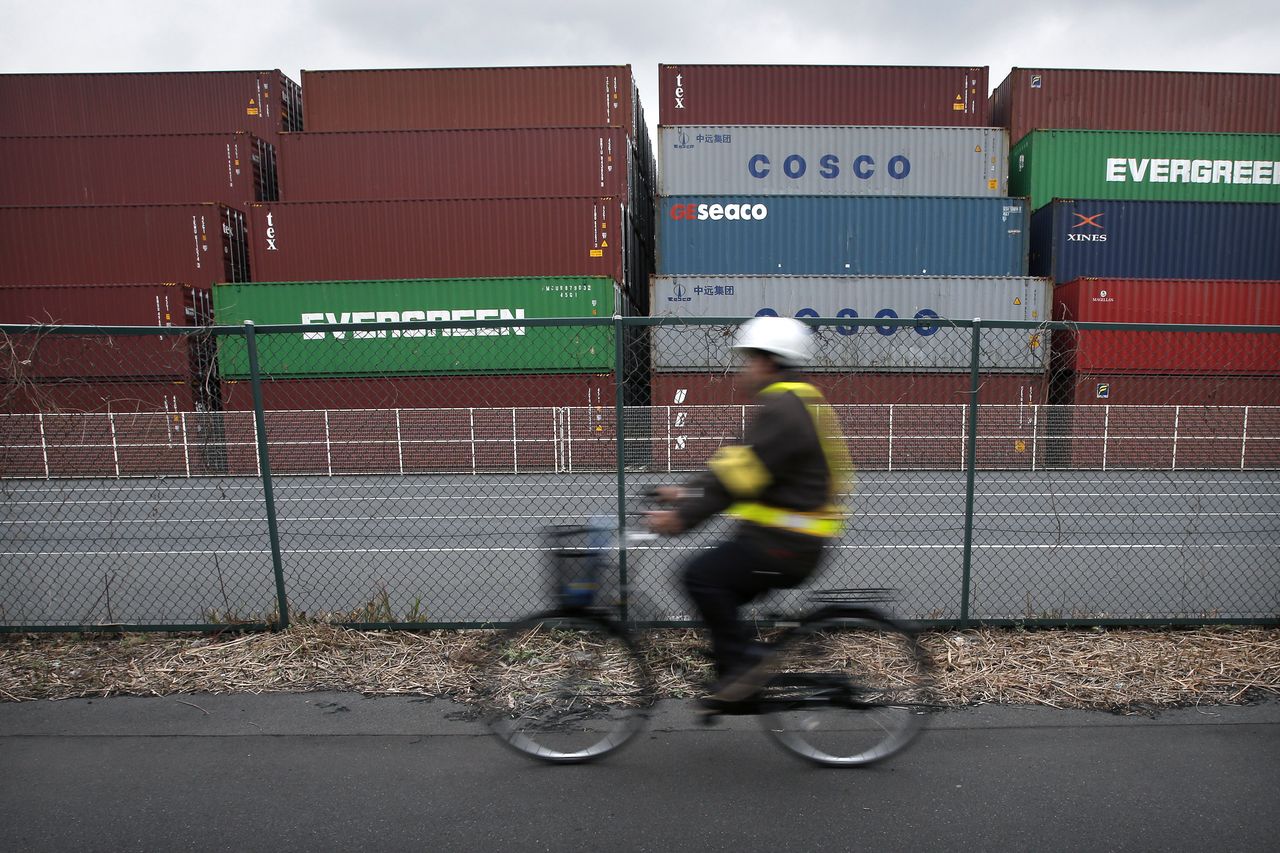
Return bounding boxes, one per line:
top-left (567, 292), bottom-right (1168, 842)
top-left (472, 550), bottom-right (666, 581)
top-left (707, 380), bottom-right (853, 538)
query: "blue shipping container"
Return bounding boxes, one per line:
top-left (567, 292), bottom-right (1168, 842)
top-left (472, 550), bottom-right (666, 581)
top-left (657, 196), bottom-right (1029, 276)
top-left (1031, 199), bottom-right (1280, 282)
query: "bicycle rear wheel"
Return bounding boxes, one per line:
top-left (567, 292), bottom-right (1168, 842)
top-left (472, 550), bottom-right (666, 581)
top-left (481, 612), bottom-right (653, 764)
top-left (761, 613), bottom-right (933, 767)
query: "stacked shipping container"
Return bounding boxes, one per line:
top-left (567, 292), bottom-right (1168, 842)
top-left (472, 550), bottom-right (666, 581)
top-left (222, 65), bottom-right (656, 414)
top-left (993, 67), bottom-right (1280, 466)
top-left (0, 69), bottom-right (304, 421)
top-left (652, 64), bottom-right (1045, 440)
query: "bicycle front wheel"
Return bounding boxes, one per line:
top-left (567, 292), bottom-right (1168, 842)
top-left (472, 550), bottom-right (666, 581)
top-left (481, 612), bottom-right (653, 764)
top-left (761, 613), bottom-right (933, 767)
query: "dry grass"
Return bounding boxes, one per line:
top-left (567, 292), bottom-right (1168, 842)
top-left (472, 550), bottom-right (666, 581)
top-left (1, 625), bottom-right (1277, 714)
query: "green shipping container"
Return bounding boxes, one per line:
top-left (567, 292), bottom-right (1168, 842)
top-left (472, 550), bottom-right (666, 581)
top-left (213, 277), bottom-right (618, 378)
top-left (1010, 130), bottom-right (1280, 211)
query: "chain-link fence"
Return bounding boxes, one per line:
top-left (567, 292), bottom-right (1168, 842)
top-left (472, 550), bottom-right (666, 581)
top-left (2, 316), bottom-right (1278, 631)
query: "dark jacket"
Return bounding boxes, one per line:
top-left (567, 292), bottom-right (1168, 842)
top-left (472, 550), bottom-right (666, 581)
top-left (676, 375), bottom-right (841, 559)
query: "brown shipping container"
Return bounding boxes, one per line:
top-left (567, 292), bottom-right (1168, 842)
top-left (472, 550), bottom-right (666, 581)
top-left (0, 133), bottom-right (277, 206)
top-left (0, 204), bottom-right (250, 288)
top-left (651, 372), bottom-right (1047, 407)
top-left (219, 375), bottom-right (619, 475)
top-left (0, 71), bottom-right (302, 139)
top-left (0, 380), bottom-right (233, 478)
top-left (992, 68), bottom-right (1280, 145)
top-left (302, 66), bottom-right (639, 134)
top-left (658, 65), bottom-right (989, 126)
top-left (1, 283), bottom-right (212, 379)
top-left (246, 199), bottom-right (632, 294)
top-left (277, 127), bottom-right (638, 201)
top-left (1046, 376), bottom-right (1280, 469)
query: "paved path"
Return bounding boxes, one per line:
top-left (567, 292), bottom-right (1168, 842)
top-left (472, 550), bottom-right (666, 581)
top-left (3, 470), bottom-right (1278, 625)
top-left (2, 694), bottom-right (1277, 851)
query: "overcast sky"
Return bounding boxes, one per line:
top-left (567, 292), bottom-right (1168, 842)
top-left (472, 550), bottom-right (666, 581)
top-left (5, 0), bottom-right (1277, 142)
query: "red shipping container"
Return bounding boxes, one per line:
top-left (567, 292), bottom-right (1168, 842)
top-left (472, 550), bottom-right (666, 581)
top-left (245, 198), bottom-right (629, 289)
top-left (658, 65), bottom-right (989, 126)
top-left (1053, 278), bottom-right (1280, 374)
top-left (1046, 375), bottom-right (1280, 469)
top-left (651, 372), bottom-right (1047, 406)
top-left (277, 127), bottom-right (638, 201)
top-left (0, 379), bottom-right (233, 478)
top-left (1054, 373), bottom-right (1280, 407)
top-left (0, 204), bottom-right (250, 289)
top-left (1, 283), bottom-right (212, 379)
top-left (220, 374), bottom-right (616, 411)
top-left (992, 68), bottom-right (1280, 146)
top-left (0, 71), bottom-right (302, 139)
top-left (302, 66), bottom-right (640, 135)
top-left (0, 133), bottom-right (277, 206)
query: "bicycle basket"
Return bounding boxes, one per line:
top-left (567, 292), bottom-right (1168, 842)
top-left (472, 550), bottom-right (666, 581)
top-left (545, 523), bottom-right (610, 610)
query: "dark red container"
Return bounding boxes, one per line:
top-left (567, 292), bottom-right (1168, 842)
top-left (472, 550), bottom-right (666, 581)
top-left (1054, 278), bottom-right (1280, 375)
top-left (0, 133), bottom-right (276, 206)
top-left (0, 380), bottom-right (234, 478)
top-left (652, 372), bottom-right (1046, 471)
top-left (245, 199), bottom-right (630, 291)
top-left (0, 204), bottom-right (250, 288)
top-left (277, 127), bottom-right (639, 200)
top-left (0, 71), bottom-right (302, 139)
top-left (1, 283), bottom-right (212, 379)
top-left (658, 65), bottom-right (989, 126)
top-left (992, 68), bottom-right (1280, 145)
top-left (652, 372), bottom-right (1047, 406)
top-left (219, 374), bottom-right (616, 411)
top-left (1047, 375), bottom-right (1280, 469)
top-left (302, 66), bottom-right (639, 134)
top-left (219, 375), bottom-right (617, 475)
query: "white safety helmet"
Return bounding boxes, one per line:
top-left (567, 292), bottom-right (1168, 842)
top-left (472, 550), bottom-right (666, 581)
top-left (731, 315), bottom-right (813, 366)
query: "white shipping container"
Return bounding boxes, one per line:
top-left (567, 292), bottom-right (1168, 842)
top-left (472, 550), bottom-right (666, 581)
top-left (650, 275), bottom-right (1050, 373)
top-left (658, 125), bottom-right (1008, 196)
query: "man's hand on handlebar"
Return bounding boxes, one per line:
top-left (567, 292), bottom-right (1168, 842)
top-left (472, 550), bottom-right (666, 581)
top-left (645, 510), bottom-right (685, 536)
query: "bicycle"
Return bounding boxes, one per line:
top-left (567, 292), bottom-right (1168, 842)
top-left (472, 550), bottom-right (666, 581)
top-left (480, 497), bottom-right (935, 767)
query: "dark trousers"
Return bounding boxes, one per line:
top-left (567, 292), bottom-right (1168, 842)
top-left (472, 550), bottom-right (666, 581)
top-left (682, 535), bottom-right (822, 680)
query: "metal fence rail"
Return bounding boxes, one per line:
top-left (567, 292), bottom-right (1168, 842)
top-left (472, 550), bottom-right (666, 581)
top-left (2, 316), bottom-right (1278, 630)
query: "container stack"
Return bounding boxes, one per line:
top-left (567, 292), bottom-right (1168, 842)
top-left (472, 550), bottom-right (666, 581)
top-left (994, 68), bottom-right (1280, 464)
top-left (652, 65), bottom-right (1048, 419)
top-left (0, 70), bottom-right (301, 415)
top-left (210, 66), bottom-right (656, 413)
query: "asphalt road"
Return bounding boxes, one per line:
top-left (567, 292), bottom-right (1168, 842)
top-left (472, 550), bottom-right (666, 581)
top-left (2, 694), bottom-right (1277, 852)
top-left (3, 470), bottom-right (1278, 626)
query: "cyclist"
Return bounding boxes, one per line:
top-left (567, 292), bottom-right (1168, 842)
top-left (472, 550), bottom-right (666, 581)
top-left (647, 315), bottom-right (852, 709)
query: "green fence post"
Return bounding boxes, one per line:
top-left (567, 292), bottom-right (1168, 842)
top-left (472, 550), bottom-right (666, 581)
top-left (959, 320), bottom-right (983, 627)
top-left (614, 315), bottom-right (629, 623)
top-left (244, 320), bottom-right (290, 630)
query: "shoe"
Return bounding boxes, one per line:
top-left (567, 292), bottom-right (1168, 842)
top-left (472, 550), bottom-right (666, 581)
top-left (705, 654), bottom-right (774, 704)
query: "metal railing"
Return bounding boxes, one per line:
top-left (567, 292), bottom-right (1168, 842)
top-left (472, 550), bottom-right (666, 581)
top-left (2, 315), bottom-right (1278, 631)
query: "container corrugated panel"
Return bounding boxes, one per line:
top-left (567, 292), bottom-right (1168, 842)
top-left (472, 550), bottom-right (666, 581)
top-left (991, 68), bottom-right (1280, 147)
top-left (0, 133), bottom-right (277, 206)
top-left (1, 283), bottom-right (212, 379)
top-left (0, 71), bottom-right (302, 138)
top-left (212, 277), bottom-right (619, 379)
top-left (652, 372), bottom-right (1047, 406)
top-left (1053, 278), bottom-right (1280, 374)
top-left (658, 65), bottom-right (989, 126)
top-left (659, 126), bottom-right (1008, 196)
top-left (1030, 200), bottom-right (1280, 282)
top-left (658, 196), bottom-right (1029, 276)
top-left (1010, 130), bottom-right (1280, 211)
top-left (1056, 374), bottom-right (1280, 406)
top-left (0, 204), bottom-right (251, 288)
top-left (277, 127), bottom-right (639, 200)
top-left (220, 374), bottom-right (616, 410)
top-left (649, 275), bottom-right (1049, 373)
top-left (245, 199), bottom-right (632, 293)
